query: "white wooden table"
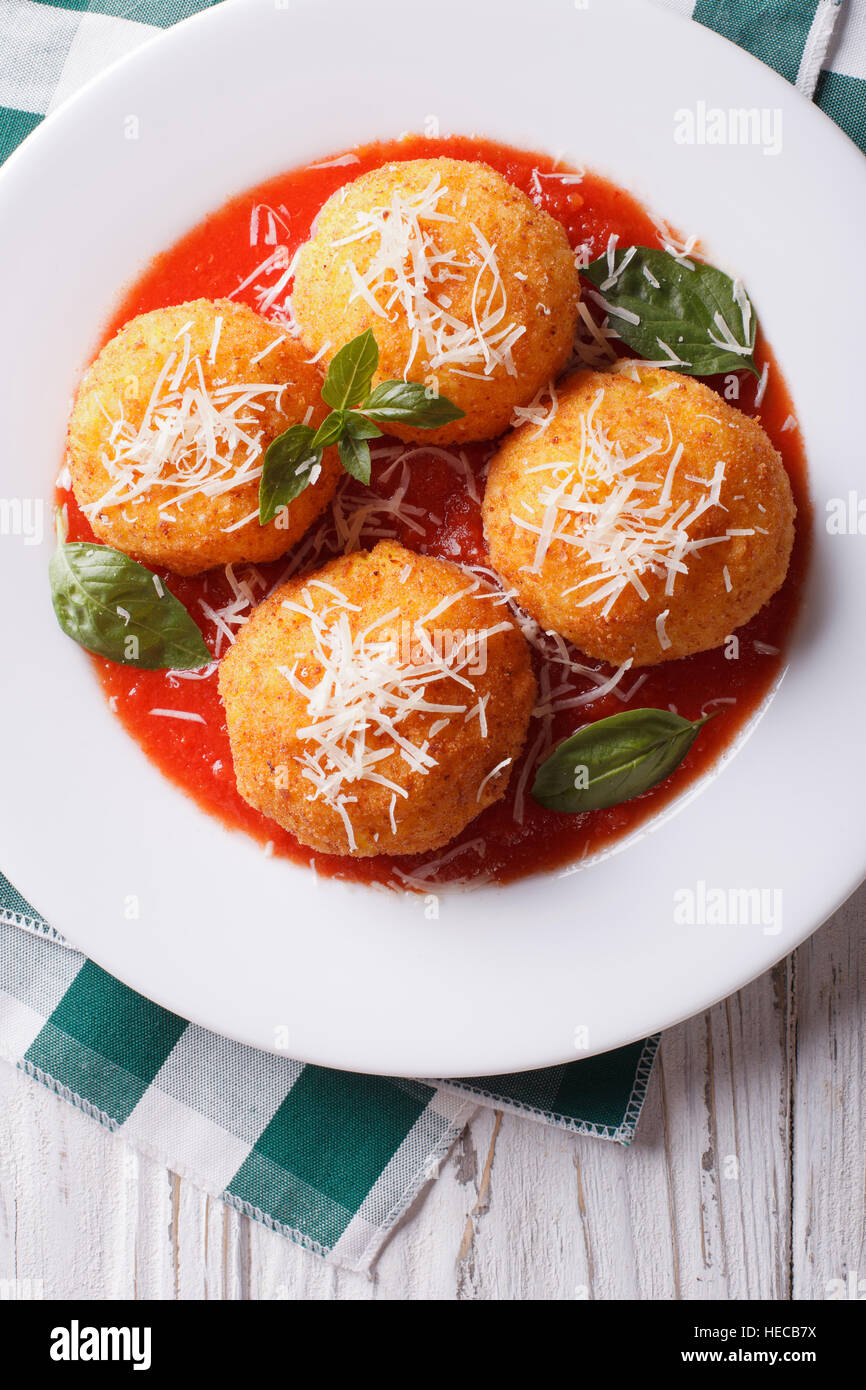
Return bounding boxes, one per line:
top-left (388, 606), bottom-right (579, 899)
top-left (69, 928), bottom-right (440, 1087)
top-left (0, 883), bottom-right (862, 1300)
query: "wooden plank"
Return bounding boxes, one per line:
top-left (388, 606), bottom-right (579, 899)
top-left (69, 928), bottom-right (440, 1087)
top-left (792, 881), bottom-right (866, 1301)
top-left (657, 967), bottom-right (792, 1299)
top-left (444, 961), bottom-right (791, 1299)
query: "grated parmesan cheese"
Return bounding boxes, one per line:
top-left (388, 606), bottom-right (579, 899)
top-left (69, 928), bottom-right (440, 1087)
top-left (510, 379), bottom-right (559, 437)
top-left (86, 331), bottom-right (289, 519)
top-left (476, 758), bottom-right (513, 801)
top-left (510, 389), bottom-right (734, 617)
top-left (331, 173), bottom-right (525, 379)
top-left (148, 708), bottom-right (206, 723)
top-left (390, 838), bottom-right (488, 892)
top-left (308, 153), bottom-right (361, 170)
top-left (276, 585), bottom-right (513, 843)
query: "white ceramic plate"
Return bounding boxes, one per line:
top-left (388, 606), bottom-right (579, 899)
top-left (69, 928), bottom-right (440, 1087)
top-left (1, 0), bottom-right (864, 1078)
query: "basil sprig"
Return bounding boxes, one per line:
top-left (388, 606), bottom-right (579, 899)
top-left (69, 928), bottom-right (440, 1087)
top-left (259, 329), bottom-right (465, 523)
top-left (257, 423), bottom-right (323, 523)
top-left (362, 379), bottom-right (468, 426)
top-left (584, 247), bottom-right (759, 378)
top-left (321, 328), bottom-right (380, 411)
top-left (50, 515), bottom-right (210, 670)
top-left (532, 707), bottom-right (714, 814)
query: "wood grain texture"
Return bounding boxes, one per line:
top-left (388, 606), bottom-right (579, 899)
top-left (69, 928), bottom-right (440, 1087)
top-left (0, 885), bottom-right (862, 1300)
top-left (792, 890), bottom-right (865, 1301)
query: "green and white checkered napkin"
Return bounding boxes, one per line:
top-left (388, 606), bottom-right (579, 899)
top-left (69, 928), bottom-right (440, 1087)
top-left (1, 0), bottom-right (862, 1270)
top-left (0, 881), bottom-right (657, 1268)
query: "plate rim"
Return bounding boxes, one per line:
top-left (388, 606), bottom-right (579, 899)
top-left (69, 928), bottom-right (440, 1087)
top-left (1, 0), bottom-right (865, 1077)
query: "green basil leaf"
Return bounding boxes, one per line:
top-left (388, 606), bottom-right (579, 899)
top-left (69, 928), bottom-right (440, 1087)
top-left (259, 424), bottom-right (320, 525)
top-left (50, 542), bottom-right (211, 670)
top-left (583, 247), bottom-right (759, 378)
top-left (338, 433), bottom-right (372, 485)
top-left (321, 329), bottom-right (379, 410)
top-left (311, 411), bottom-right (346, 450)
top-left (362, 380), bottom-right (466, 427)
top-left (532, 707), bottom-right (712, 814)
top-left (343, 411), bottom-right (383, 441)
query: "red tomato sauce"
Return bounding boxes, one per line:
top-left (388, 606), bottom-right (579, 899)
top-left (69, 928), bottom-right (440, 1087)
top-left (58, 134), bottom-right (811, 889)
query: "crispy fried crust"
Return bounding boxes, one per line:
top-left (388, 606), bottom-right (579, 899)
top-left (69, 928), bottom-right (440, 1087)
top-left (291, 159), bottom-right (581, 446)
top-left (483, 366), bottom-right (796, 666)
top-left (67, 298), bottom-right (341, 575)
top-left (218, 540), bottom-right (537, 856)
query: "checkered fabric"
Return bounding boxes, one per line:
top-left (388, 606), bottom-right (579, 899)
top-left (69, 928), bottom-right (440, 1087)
top-left (1, 890), bottom-right (657, 1269)
top-left (657, 1), bottom-right (866, 151)
top-left (1, 0), bottom-right (861, 1269)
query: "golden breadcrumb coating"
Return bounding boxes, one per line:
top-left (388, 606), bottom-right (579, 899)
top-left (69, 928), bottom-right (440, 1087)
top-left (291, 158), bottom-right (580, 446)
top-left (219, 540), bottom-right (537, 856)
top-left (67, 298), bottom-right (341, 575)
top-left (483, 365), bottom-right (795, 666)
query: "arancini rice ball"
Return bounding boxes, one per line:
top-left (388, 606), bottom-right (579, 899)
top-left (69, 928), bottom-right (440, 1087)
top-left (218, 540), bottom-right (537, 857)
top-left (291, 158), bottom-right (581, 446)
top-left (482, 365), bottom-right (795, 667)
top-left (67, 298), bottom-right (342, 576)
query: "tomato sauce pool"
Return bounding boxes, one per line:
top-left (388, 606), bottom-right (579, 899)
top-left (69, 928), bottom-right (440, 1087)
top-left (58, 134), bottom-right (811, 890)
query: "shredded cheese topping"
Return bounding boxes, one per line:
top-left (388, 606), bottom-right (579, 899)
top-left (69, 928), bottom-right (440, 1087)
top-left (270, 440), bottom-right (489, 588)
top-left (510, 389), bottom-right (746, 618)
top-left (650, 215), bottom-right (699, 267)
top-left (277, 582), bottom-right (512, 842)
top-left (232, 204), bottom-right (301, 327)
top-left (87, 330), bottom-right (287, 520)
top-left (529, 167), bottom-right (584, 205)
top-left (510, 379), bottom-right (559, 437)
top-left (329, 172), bottom-right (525, 379)
top-left (572, 302), bottom-right (619, 369)
top-left (148, 708), bottom-right (206, 724)
top-left (195, 563), bottom-right (267, 658)
top-left (266, 443), bottom-right (643, 836)
top-left (391, 838), bottom-right (489, 892)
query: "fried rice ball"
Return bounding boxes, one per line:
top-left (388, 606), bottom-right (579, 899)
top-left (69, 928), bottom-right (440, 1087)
top-left (67, 298), bottom-right (341, 576)
top-left (483, 365), bottom-right (795, 667)
top-left (291, 158), bottom-right (581, 446)
top-left (218, 540), bottom-right (537, 857)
